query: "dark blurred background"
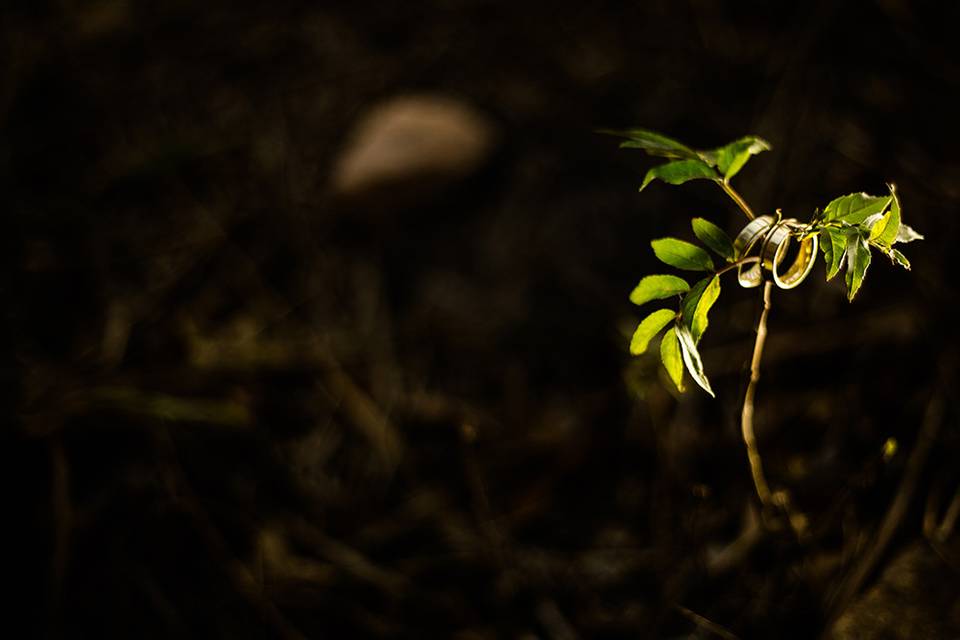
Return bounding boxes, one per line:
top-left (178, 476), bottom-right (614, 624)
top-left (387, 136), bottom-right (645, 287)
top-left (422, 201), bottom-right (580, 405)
top-left (4, 1), bottom-right (960, 638)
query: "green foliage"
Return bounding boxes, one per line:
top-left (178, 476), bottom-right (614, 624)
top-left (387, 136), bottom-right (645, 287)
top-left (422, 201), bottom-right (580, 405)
top-left (602, 128), bottom-right (770, 191)
top-left (866, 209), bottom-right (894, 243)
top-left (613, 127), bottom-right (923, 396)
top-left (630, 275), bottom-right (690, 306)
top-left (660, 327), bottom-right (684, 392)
top-left (630, 309), bottom-right (676, 355)
top-left (709, 136), bottom-right (771, 180)
top-left (682, 275), bottom-right (721, 343)
top-left (896, 224), bottom-right (924, 244)
top-left (890, 248), bottom-right (911, 269)
top-left (676, 324), bottom-right (714, 397)
top-left (843, 233), bottom-right (872, 302)
top-left (604, 129), bottom-right (699, 159)
top-left (873, 185), bottom-right (901, 246)
top-left (820, 227), bottom-right (848, 281)
top-left (651, 238), bottom-right (714, 271)
top-left (818, 184), bottom-right (919, 300)
top-left (821, 192), bottom-right (891, 224)
top-left (691, 218), bottom-right (735, 261)
top-left (640, 159), bottom-right (717, 191)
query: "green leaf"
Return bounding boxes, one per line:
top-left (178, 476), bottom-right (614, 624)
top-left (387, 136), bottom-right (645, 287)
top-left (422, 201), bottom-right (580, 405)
top-left (676, 325), bottom-right (714, 397)
top-left (640, 159), bottom-right (719, 191)
top-left (874, 184), bottom-right (901, 247)
top-left (629, 275), bottom-right (690, 306)
top-left (651, 238), bottom-right (715, 271)
top-left (630, 309), bottom-right (676, 355)
top-left (660, 326), bottom-right (684, 392)
top-left (681, 277), bottom-right (710, 321)
top-left (890, 248), bottom-right (911, 270)
top-left (599, 128), bottom-right (699, 160)
top-left (823, 192), bottom-right (891, 225)
top-left (709, 136), bottom-right (772, 180)
top-left (691, 218), bottom-right (735, 261)
top-left (681, 275), bottom-right (721, 343)
top-left (895, 223), bottom-right (924, 244)
top-left (692, 276), bottom-right (720, 342)
top-left (820, 228), bottom-right (848, 281)
top-left (844, 233), bottom-right (872, 302)
top-left (866, 210), bottom-right (893, 243)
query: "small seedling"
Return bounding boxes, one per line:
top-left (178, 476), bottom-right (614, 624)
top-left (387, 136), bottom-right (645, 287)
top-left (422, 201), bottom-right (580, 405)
top-left (606, 128), bottom-right (923, 527)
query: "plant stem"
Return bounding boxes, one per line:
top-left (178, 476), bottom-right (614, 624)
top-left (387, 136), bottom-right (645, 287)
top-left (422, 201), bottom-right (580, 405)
top-left (715, 256), bottom-right (759, 277)
top-left (717, 179), bottom-right (755, 220)
top-left (742, 280), bottom-right (773, 509)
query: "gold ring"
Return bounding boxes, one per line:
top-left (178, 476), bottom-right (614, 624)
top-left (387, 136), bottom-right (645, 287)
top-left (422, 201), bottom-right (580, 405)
top-left (759, 219), bottom-right (818, 290)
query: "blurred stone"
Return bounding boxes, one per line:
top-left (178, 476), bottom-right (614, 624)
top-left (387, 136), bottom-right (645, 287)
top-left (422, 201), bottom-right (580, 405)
top-left (331, 94), bottom-right (498, 207)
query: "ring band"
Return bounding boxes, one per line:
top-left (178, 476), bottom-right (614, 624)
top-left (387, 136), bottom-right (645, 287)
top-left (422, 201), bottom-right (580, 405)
top-left (733, 215), bottom-right (775, 288)
top-left (760, 219), bottom-right (818, 289)
top-left (732, 216), bottom-right (817, 290)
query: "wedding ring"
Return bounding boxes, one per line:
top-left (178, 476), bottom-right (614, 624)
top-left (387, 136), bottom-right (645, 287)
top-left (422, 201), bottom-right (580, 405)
top-left (733, 215), bottom-right (775, 288)
top-left (732, 216), bottom-right (817, 290)
top-left (759, 219), bottom-right (818, 290)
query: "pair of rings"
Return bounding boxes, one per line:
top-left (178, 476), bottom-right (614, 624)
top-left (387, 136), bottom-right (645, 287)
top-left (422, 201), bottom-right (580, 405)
top-left (732, 215), bottom-right (817, 289)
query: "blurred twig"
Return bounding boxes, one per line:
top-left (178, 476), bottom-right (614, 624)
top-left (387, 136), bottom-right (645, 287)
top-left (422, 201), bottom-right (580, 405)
top-left (155, 430), bottom-right (309, 640)
top-left (676, 604), bottom-right (740, 640)
top-left (827, 388), bottom-right (945, 621)
top-left (319, 355), bottom-right (404, 473)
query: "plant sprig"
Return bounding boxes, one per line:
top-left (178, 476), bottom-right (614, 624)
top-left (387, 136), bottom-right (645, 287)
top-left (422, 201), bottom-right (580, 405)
top-left (609, 128), bottom-right (923, 396)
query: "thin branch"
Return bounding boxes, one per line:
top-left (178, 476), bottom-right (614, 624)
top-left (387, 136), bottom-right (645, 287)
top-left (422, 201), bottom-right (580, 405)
top-left (717, 179), bottom-right (756, 220)
top-left (715, 256), bottom-right (759, 277)
top-left (741, 281), bottom-right (774, 509)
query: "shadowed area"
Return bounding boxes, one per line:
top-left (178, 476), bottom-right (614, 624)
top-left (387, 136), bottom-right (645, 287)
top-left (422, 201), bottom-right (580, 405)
top-left (4, 1), bottom-right (959, 638)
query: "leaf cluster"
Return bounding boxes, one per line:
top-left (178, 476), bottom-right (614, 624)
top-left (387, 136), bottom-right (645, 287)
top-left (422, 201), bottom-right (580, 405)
top-left (629, 218), bottom-right (737, 396)
top-left (600, 128), bottom-right (771, 190)
top-left (616, 128), bottom-right (923, 397)
top-left (815, 185), bottom-right (922, 301)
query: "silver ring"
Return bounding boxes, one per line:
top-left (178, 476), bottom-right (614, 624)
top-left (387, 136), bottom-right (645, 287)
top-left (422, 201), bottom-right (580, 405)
top-left (733, 215), bottom-right (775, 288)
top-left (732, 216), bottom-right (817, 290)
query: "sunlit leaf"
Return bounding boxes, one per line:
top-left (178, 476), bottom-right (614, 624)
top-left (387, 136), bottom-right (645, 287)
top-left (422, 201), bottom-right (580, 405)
top-left (844, 233), bottom-right (871, 302)
top-left (895, 223), bottom-right (924, 244)
top-left (890, 248), bottom-right (911, 270)
top-left (691, 218), bottom-right (735, 261)
top-left (709, 136), bottom-right (771, 180)
top-left (691, 276), bottom-right (720, 342)
top-left (822, 192), bottom-right (891, 225)
top-left (651, 238), bottom-right (715, 271)
top-left (874, 184), bottom-right (901, 247)
top-left (866, 210), bottom-right (893, 243)
top-left (629, 274), bottom-right (690, 306)
top-left (676, 325), bottom-right (714, 397)
top-left (660, 326), bottom-right (684, 392)
top-left (681, 275), bottom-right (721, 342)
top-left (681, 277), bottom-right (710, 323)
top-left (640, 159), bottom-right (719, 191)
top-left (630, 309), bottom-right (676, 355)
